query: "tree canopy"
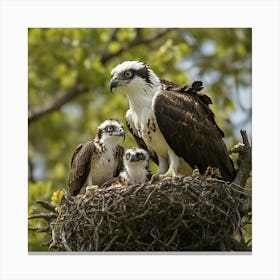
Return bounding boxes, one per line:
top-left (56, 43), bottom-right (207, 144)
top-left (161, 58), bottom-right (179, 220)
top-left (28, 28), bottom-right (251, 251)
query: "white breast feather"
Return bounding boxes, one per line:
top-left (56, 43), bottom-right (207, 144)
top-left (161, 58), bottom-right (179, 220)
top-left (120, 165), bottom-right (148, 185)
top-left (126, 98), bottom-right (170, 160)
top-left (87, 146), bottom-right (119, 186)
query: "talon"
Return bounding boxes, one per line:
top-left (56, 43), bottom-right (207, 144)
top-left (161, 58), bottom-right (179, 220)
top-left (158, 169), bottom-right (179, 181)
top-left (161, 175), bottom-right (174, 181)
top-left (86, 185), bottom-right (98, 191)
top-left (192, 168), bottom-right (200, 177)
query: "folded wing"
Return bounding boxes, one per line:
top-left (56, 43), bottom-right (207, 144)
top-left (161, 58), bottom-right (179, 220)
top-left (153, 81), bottom-right (236, 181)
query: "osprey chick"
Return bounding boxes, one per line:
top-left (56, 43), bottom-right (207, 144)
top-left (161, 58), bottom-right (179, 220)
top-left (120, 147), bottom-right (151, 185)
top-left (68, 119), bottom-right (125, 196)
top-left (110, 61), bottom-right (236, 182)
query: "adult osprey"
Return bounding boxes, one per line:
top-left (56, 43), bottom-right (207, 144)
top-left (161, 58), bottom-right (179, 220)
top-left (110, 61), bottom-right (236, 182)
top-left (68, 119), bottom-right (125, 196)
top-left (120, 147), bottom-right (151, 185)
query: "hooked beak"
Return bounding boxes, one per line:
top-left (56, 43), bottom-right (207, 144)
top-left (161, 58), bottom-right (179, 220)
top-left (130, 154), bottom-right (139, 162)
top-left (116, 130), bottom-right (125, 142)
top-left (109, 77), bottom-right (119, 93)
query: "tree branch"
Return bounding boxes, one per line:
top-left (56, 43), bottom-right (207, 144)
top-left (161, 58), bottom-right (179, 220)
top-left (230, 129), bottom-right (252, 187)
top-left (28, 213), bottom-right (58, 221)
top-left (36, 200), bottom-right (57, 213)
top-left (28, 78), bottom-right (88, 124)
top-left (28, 226), bottom-right (51, 233)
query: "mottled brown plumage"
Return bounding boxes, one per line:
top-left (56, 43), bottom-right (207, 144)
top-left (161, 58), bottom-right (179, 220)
top-left (68, 120), bottom-right (125, 196)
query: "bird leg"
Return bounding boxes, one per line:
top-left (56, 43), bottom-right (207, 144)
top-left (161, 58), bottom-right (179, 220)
top-left (150, 167), bottom-right (179, 183)
top-left (158, 166), bottom-right (180, 181)
top-left (151, 151), bottom-right (181, 182)
top-left (159, 149), bottom-right (181, 181)
top-left (158, 156), bottom-right (181, 181)
top-left (150, 156), bottom-right (169, 183)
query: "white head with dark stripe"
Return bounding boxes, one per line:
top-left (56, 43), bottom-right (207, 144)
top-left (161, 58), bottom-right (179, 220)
top-left (95, 119), bottom-right (125, 145)
top-left (110, 61), bottom-right (161, 96)
top-left (121, 147), bottom-right (150, 185)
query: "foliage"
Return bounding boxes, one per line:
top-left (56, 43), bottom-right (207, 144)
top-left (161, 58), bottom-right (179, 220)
top-left (28, 28), bottom-right (252, 251)
top-left (28, 181), bottom-right (52, 251)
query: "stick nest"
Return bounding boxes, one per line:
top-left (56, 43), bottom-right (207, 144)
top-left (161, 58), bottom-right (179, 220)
top-left (49, 176), bottom-right (251, 252)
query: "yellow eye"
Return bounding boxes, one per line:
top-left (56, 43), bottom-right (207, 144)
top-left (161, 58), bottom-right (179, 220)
top-left (125, 153), bottom-right (130, 160)
top-left (124, 70), bottom-right (133, 78)
top-left (137, 153), bottom-right (144, 160)
top-left (106, 126), bottom-right (114, 132)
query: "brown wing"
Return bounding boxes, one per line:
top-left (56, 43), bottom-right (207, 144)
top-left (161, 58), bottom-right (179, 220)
top-left (153, 81), bottom-right (236, 182)
top-left (160, 79), bottom-right (180, 89)
top-left (114, 145), bottom-right (124, 176)
top-left (70, 144), bottom-right (83, 166)
top-left (68, 141), bottom-right (99, 196)
top-left (126, 116), bottom-right (159, 165)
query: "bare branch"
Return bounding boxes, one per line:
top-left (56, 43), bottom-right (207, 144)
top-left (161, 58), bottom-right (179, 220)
top-left (230, 129), bottom-right (252, 188)
top-left (28, 226), bottom-right (50, 233)
top-left (28, 78), bottom-right (88, 124)
top-left (28, 213), bottom-right (58, 221)
top-left (36, 200), bottom-right (57, 213)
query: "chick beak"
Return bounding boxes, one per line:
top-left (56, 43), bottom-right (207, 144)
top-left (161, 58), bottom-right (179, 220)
top-left (130, 155), bottom-right (139, 162)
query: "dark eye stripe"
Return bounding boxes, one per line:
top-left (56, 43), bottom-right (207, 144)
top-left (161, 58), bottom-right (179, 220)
top-left (134, 67), bottom-right (152, 85)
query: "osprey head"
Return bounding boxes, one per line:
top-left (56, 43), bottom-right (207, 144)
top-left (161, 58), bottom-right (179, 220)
top-left (110, 61), bottom-right (161, 94)
top-left (124, 147), bottom-right (149, 167)
top-left (96, 119), bottom-right (125, 144)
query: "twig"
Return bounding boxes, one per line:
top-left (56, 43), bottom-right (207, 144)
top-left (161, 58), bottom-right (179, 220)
top-left (28, 213), bottom-right (57, 221)
top-left (103, 235), bottom-right (119, 251)
top-left (128, 208), bottom-right (150, 221)
top-left (28, 226), bottom-right (50, 233)
top-left (61, 231), bottom-right (72, 252)
top-left (36, 200), bottom-right (57, 213)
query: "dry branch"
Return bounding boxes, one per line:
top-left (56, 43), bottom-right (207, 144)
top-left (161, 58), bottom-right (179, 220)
top-left (230, 129), bottom-right (252, 188)
top-left (28, 78), bottom-right (88, 124)
top-left (28, 226), bottom-right (50, 233)
top-left (28, 213), bottom-right (57, 221)
top-left (36, 200), bottom-right (57, 213)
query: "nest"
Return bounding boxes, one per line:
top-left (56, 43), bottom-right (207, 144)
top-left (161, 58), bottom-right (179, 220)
top-left (49, 176), bottom-right (251, 252)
